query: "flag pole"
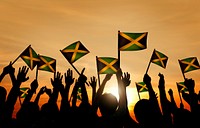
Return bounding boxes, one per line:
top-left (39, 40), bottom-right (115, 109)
top-left (96, 56), bottom-right (101, 88)
top-left (35, 65), bottom-right (38, 80)
top-left (145, 49), bottom-right (155, 74)
top-left (118, 30), bottom-right (121, 68)
top-left (178, 60), bottom-right (186, 80)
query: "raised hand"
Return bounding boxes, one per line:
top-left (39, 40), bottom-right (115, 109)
top-left (0, 61), bottom-right (15, 82)
top-left (143, 73), bottom-right (151, 84)
top-left (17, 66), bottom-right (29, 83)
top-left (64, 68), bottom-right (75, 88)
top-left (51, 71), bottom-right (63, 88)
top-left (158, 73), bottom-right (165, 89)
top-left (89, 76), bottom-right (97, 90)
top-left (122, 72), bottom-right (131, 87)
top-left (30, 79), bottom-right (38, 94)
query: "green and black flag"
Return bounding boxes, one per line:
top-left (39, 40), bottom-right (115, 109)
top-left (19, 87), bottom-right (30, 98)
top-left (178, 57), bottom-right (200, 73)
top-left (20, 45), bottom-right (40, 70)
top-left (178, 57), bottom-right (200, 79)
top-left (176, 82), bottom-right (188, 93)
top-left (37, 55), bottom-right (56, 73)
top-left (146, 49), bottom-right (168, 73)
top-left (96, 57), bottom-right (119, 74)
top-left (135, 82), bottom-right (148, 93)
top-left (60, 41), bottom-right (90, 64)
top-left (118, 31), bottom-right (148, 51)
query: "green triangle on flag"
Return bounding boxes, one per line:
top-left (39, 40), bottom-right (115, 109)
top-left (135, 82), bottom-right (148, 93)
top-left (20, 45), bottom-right (40, 70)
top-left (60, 41), bottom-right (90, 63)
top-left (150, 49), bottom-right (168, 68)
top-left (178, 57), bottom-right (200, 73)
top-left (38, 55), bottom-right (56, 73)
top-left (96, 57), bottom-right (119, 74)
top-left (118, 31), bottom-right (148, 51)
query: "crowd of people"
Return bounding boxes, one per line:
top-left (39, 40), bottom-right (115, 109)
top-left (0, 62), bottom-right (199, 128)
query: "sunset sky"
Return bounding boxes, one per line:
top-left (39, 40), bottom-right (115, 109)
top-left (0, 0), bottom-right (200, 120)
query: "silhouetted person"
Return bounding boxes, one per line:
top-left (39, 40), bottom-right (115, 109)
top-left (134, 73), bottom-right (163, 128)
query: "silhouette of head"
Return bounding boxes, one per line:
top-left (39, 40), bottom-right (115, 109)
top-left (98, 93), bottom-right (118, 116)
top-left (134, 99), bottom-right (157, 127)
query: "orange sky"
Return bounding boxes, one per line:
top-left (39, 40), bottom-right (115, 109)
top-left (0, 0), bottom-right (200, 120)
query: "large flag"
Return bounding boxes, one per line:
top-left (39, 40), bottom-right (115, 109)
top-left (135, 82), bottom-right (148, 93)
top-left (178, 57), bottom-right (200, 73)
top-left (20, 45), bottom-right (40, 70)
top-left (37, 55), bottom-right (56, 73)
top-left (150, 49), bottom-right (168, 69)
top-left (19, 87), bottom-right (30, 98)
top-left (96, 57), bottom-right (119, 74)
top-left (60, 41), bottom-right (90, 64)
top-left (118, 31), bottom-right (148, 51)
top-left (176, 82), bottom-right (188, 93)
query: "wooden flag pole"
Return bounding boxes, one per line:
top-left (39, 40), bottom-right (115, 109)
top-left (145, 60), bottom-right (151, 74)
top-left (96, 56), bottom-right (101, 88)
top-left (118, 30), bottom-right (121, 68)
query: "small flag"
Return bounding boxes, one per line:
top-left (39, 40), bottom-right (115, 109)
top-left (118, 31), bottom-right (148, 51)
top-left (20, 45), bottom-right (40, 70)
top-left (19, 87), bottom-right (30, 98)
top-left (178, 57), bottom-right (200, 73)
top-left (77, 87), bottom-right (82, 100)
top-left (38, 55), bottom-right (56, 73)
top-left (150, 49), bottom-right (168, 68)
top-left (135, 82), bottom-right (148, 93)
top-left (96, 57), bottom-right (119, 74)
top-left (176, 82), bottom-right (188, 93)
top-left (60, 41), bottom-right (90, 63)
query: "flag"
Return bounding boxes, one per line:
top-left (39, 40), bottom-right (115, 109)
top-left (60, 41), bottom-right (90, 63)
top-left (38, 55), bottom-right (56, 73)
top-left (19, 87), bottom-right (30, 98)
top-left (96, 57), bottom-right (119, 74)
top-left (135, 82), bottom-right (148, 93)
top-left (178, 57), bottom-right (200, 73)
top-left (77, 87), bottom-right (82, 100)
top-left (176, 82), bottom-right (188, 93)
top-left (20, 45), bottom-right (40, 70)
top-left (118, 31), bottom-right (148, 51)
top-left (150, 49), bottom-right (168, 68)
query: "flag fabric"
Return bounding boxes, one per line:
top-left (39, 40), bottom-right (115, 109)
top-left (77, 87), bottom-right (82, 100)
top-left (96, 57), bottom-right (119, 74)
top-left (20, 45), bottom-right (40, 70)
top-left (19, 87), bottom-right (30, 98)
top-left (178, 57), bottom-right (200, 73)
top-left (60, 41), bottom-right (90, 63)
top-left (176, 82), bottom-right (188, 93)
top-left (118, 31), bottom-right (148, 51)
top-left (135, 82), bottom-right (148, 93)
top-left (37, 55), bottom-right (56, 73)
top-left (150, 49), bottom-right (168, 68)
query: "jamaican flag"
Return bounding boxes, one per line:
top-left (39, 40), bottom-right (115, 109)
top-left (60, 41), bottom-right (90, 63)
top-left (77, 87), bottom-right (82, 100)
top-left (20, 45), bottom-right (40, 70)
top-left (118, 31), bottom-right (148, 51)
top-left (150, 49), bottom-right (168, 68)
top-left (135, 82), bottom-right (148, 93)
top-left (178, 57), bottom-right (200, 73)
top-left (38, 55), bottom-right (56, 73)
top-left (176, 82), bottom-right (188, 93)
top-left (19, 87), bottom-right (30, 98)
top-left (96, 57), bottom-right (119, 74)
